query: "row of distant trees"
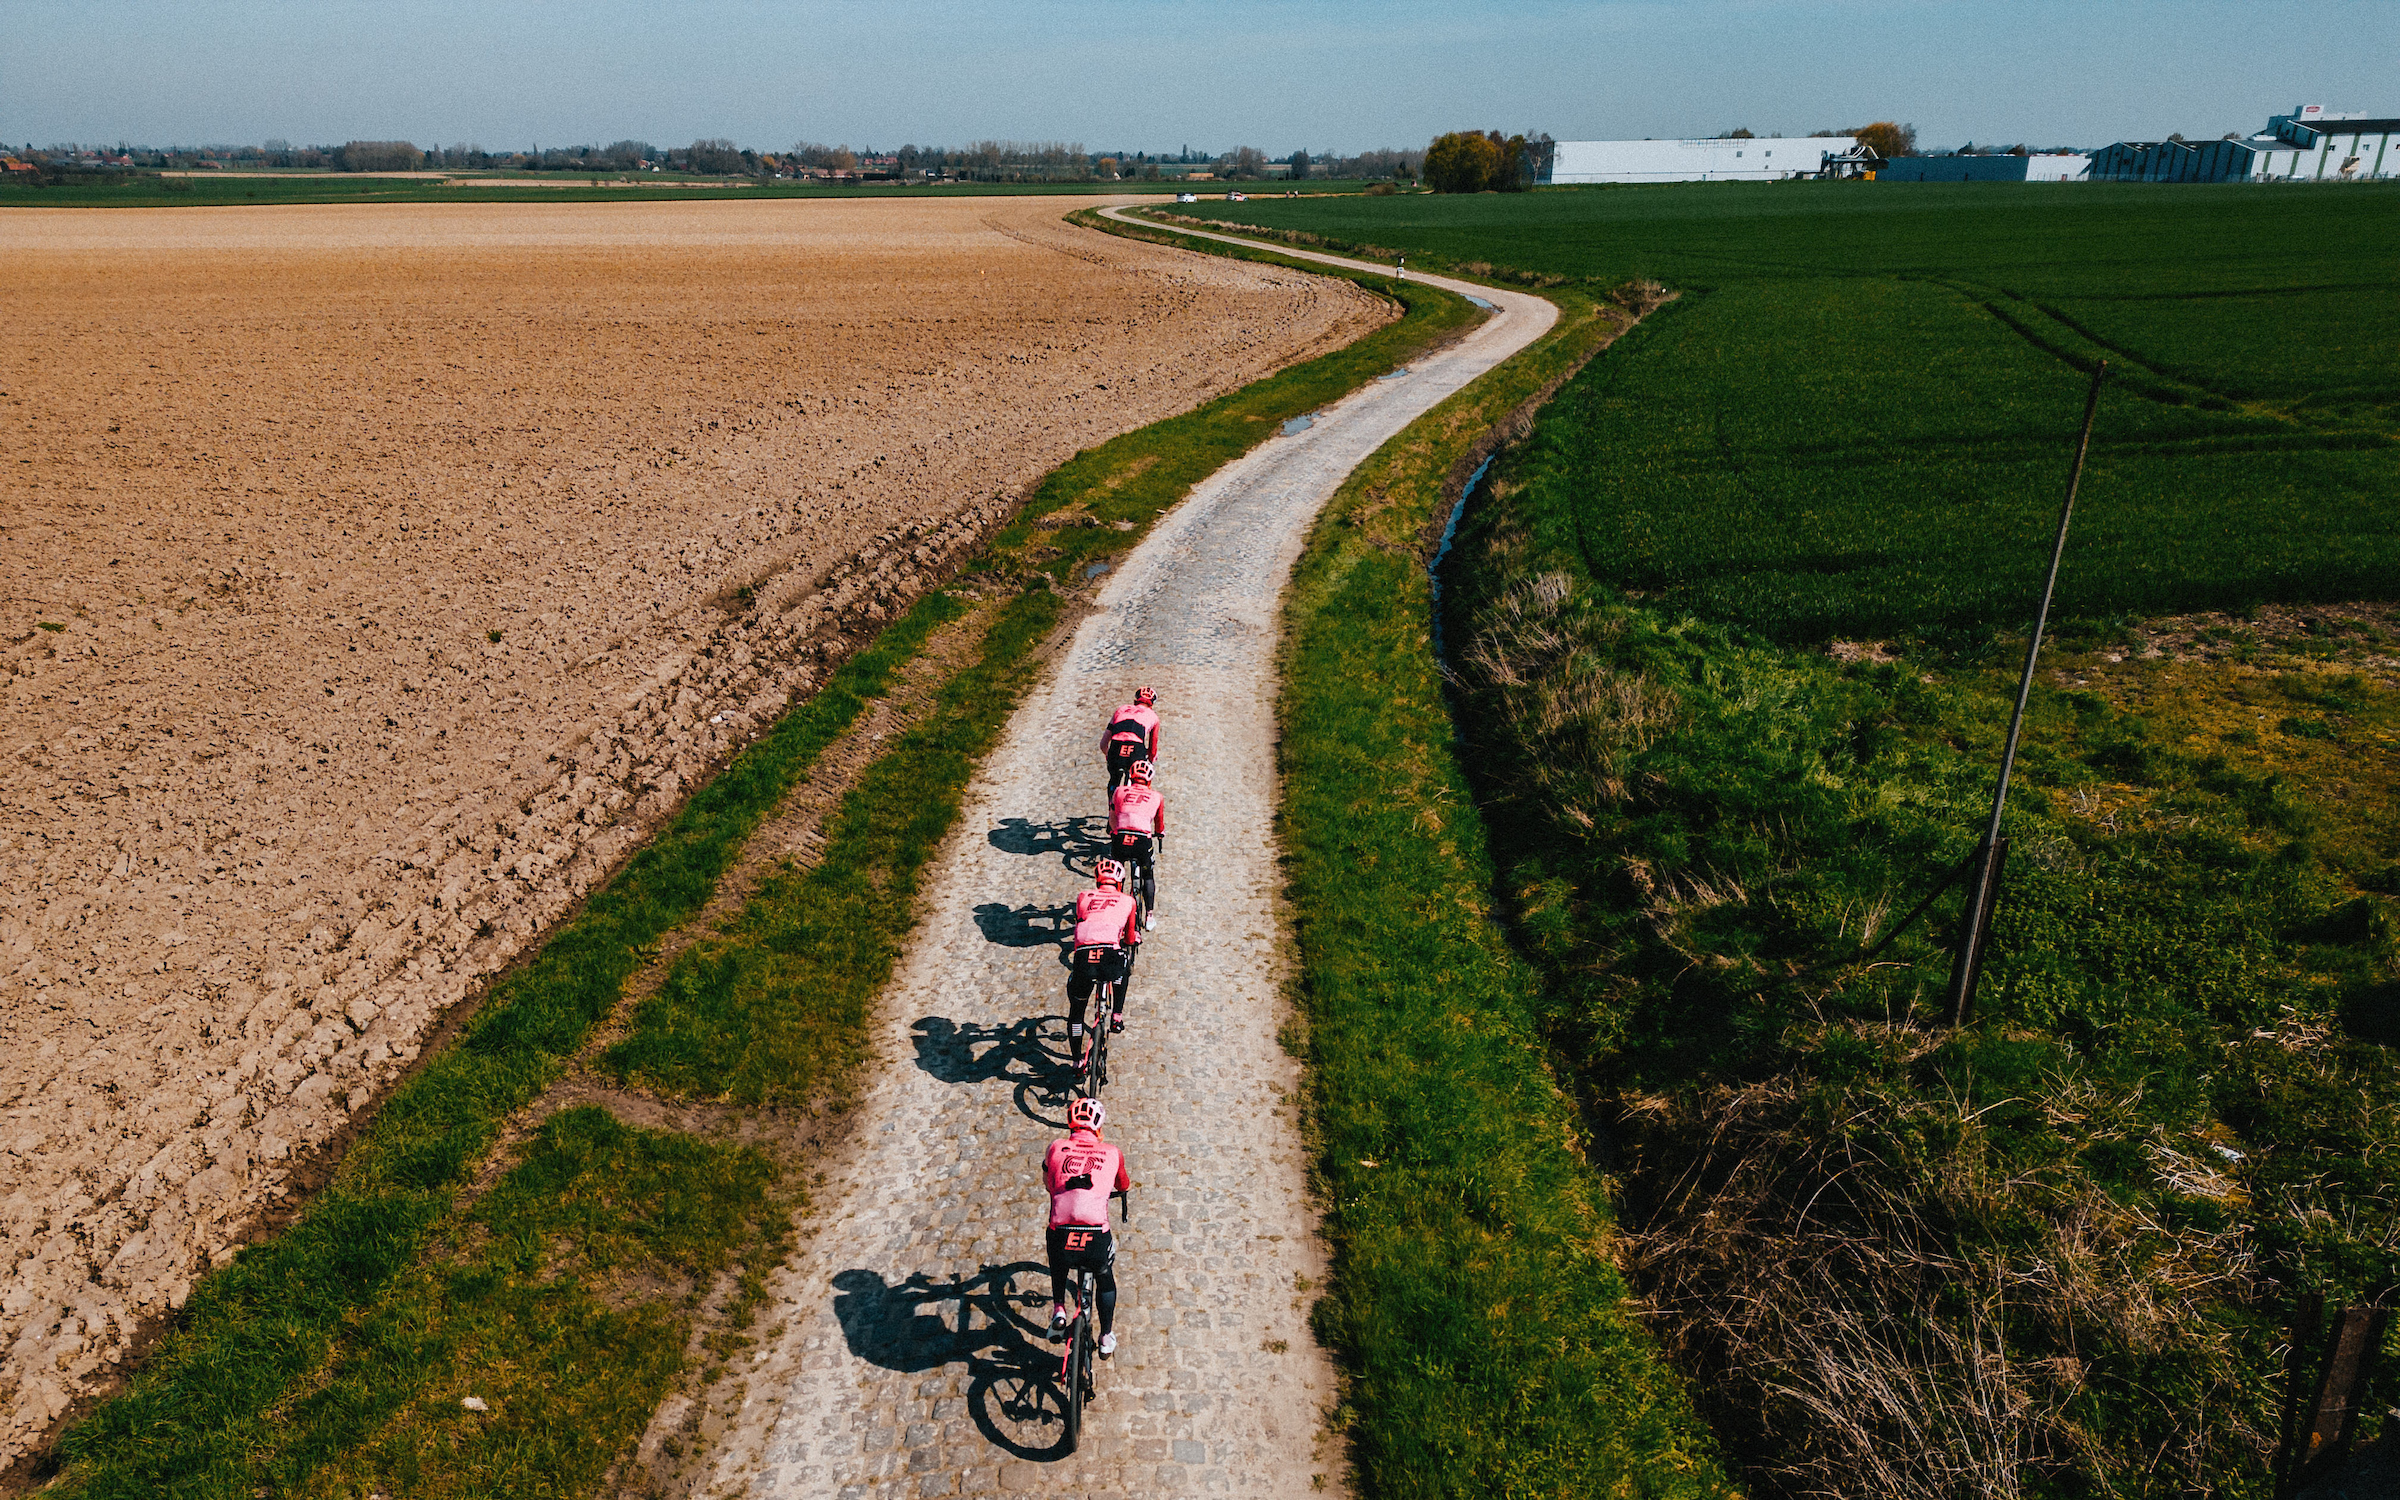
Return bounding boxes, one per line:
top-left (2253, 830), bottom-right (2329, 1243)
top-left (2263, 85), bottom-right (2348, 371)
top-left (24, 136), bottom-right (1433, 183)
top-left (1423, 131), bottom-right (1555, 193)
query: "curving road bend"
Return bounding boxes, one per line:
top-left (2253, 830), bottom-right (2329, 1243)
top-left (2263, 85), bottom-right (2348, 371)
top-left (692, 209), bottom-right (1555, 1499)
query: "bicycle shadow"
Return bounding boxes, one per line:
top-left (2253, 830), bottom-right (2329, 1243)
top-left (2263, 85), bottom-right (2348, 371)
top-left (909, 1015), bottom-right (1081, 1128)
top-left (972, 901), bottom-right (1075, 951)
top-left (829, 1261), bottom-right (1079, 1461)
top-left (987, 815), bottom-right (1110, 877)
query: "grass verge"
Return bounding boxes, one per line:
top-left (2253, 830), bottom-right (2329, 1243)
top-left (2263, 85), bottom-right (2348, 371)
top-left (1269, 270), bottom-right (1731, 1490)
top-left (44, 213), bottom-right (1481, 1498)
top-left (1441, 352), bottom-right (2400, 1500)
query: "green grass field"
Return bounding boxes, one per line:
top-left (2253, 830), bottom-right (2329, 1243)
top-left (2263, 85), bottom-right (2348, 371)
top-left (1172, 183), bottom-right (2400, 643)
top-left (1162, 185), bottom-right (2400, 1498)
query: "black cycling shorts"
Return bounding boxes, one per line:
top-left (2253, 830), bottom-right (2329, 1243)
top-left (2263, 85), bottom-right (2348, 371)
top-left (1068, 944), bottom-right (1130, 1007)
top-left (1111, 830), bottom-right (1154, 873)
top-left (1047, 1223), bottom-right (1116, 1272)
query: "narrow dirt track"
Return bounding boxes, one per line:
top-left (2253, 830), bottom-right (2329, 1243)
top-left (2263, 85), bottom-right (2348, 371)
top-left (687, 220), bottom-right (1555, 1499)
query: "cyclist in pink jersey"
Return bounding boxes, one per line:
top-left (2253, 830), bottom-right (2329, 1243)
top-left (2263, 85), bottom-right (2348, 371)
top-left (1108, 761), bottom-right (1167, 928)
top-left (1044, 1096), bottom-right (1132, 1354)
top-left (1101, 686), bottom-right (1162, 791)
top-left (1068, 860), bottom-right (1141, 1052)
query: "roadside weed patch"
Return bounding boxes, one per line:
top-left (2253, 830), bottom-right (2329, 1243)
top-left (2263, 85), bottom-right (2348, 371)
top-left (281, 1108), bottom-right (781, 1500)
top-left (602, 591), bottom-right (1058, 1102)
top-left (1272, 275), bottom-right (1729, 1493)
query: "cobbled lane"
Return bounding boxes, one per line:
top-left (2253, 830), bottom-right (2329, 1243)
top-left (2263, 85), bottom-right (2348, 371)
top-left (701, 221), bottom-right (1556, 1500)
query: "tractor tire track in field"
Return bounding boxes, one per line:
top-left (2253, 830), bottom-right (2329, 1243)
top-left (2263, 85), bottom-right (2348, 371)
top-left (683, 217), bottom-right (1555, 1500)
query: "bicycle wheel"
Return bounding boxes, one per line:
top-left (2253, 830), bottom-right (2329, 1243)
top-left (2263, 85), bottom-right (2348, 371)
top-left (1062, 1291), bottom-right (1090, 1452)
top-left (1091, 999), bottom-right (1112, 1092)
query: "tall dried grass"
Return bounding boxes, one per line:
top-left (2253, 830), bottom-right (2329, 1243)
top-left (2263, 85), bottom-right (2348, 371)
top-left (1611, 1026), bottom-right (2268, 1499)
top-left (1445, 520), bottom-right (2293, 1498)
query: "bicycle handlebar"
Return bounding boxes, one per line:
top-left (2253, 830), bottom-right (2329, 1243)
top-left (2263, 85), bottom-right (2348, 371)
top-left (1114, 1187), bottom-right (1132, 1225)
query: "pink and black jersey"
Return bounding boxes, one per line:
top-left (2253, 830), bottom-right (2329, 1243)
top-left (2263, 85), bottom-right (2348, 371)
top-left (1109, 784), bottom-right (1166, 838)
top-left (1101, 703), bottom-right (1160, 758)
top-left (1045, 1130), bottom-right (1130, 1227)
top-left (1072, 887), bottom-right (1141, 949)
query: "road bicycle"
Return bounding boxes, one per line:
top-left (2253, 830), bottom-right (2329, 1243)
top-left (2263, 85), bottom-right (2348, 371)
top-left (1111, 830), bottom-right (1160, 929)
top-left (1058, 1189), bottom-right (1130, 1454)
top-left (1077, 965), bottom-right (1121, 1094)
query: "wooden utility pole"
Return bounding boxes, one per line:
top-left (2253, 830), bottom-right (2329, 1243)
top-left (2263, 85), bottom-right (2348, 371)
top-left (1946, 361), bottom-right (2107, 1026)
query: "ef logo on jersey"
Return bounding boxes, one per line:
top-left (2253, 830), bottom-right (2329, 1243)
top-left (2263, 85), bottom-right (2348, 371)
top-left (1065, 1230), bottom-right (1095, 1251)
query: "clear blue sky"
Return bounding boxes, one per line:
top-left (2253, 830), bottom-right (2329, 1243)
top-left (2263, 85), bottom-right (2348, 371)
top-left (6, 0), bottom-right (2394, 155)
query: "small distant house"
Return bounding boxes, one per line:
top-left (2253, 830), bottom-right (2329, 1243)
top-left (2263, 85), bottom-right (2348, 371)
top-left (1815, 145), bottom-right (1882, 179)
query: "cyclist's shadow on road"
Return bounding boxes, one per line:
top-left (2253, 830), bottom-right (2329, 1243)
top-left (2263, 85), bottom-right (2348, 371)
top-left (972, 902), bottom-right (1074, 952)
top-left (830, 1262), bottom-right (1075, 1461)
top-left (988, 815), bottom-right (1110, 878)
top-left (911, 1015), bottom-right (1077, 1128)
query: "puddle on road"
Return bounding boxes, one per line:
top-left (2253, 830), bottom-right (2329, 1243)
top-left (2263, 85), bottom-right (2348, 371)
top-left (1462, 294), bottom-right (1496, 310)
top-left (1280, 413), bottom-right (1317, 436)
top-left (1084, 560), bottom-right (1112, 580)
top-left (1376, 367), bottom-right (1411, 381)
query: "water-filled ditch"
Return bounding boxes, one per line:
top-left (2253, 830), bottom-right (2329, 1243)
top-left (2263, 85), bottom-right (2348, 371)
top-left (1428, 451), bottom-right (1497, 670)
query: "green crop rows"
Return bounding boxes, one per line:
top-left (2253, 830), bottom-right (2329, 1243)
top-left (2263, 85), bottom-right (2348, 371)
top-left (1176, 182), bottom-right (2400, 644)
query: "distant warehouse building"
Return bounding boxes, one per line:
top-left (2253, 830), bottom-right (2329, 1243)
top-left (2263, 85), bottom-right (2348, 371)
top-left (2090, 104), bottom-right (2397, 182)
top-left (1546, 136), bottom-right (1855, 184)
top-left (1878, 153), bottom-right (2090, 182)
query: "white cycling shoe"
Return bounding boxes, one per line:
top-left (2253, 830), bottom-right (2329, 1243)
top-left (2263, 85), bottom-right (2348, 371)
top-left (1099, 1331), bottom-right (1118, 1358)
top-left (1143, 911), bottom-right (1157, 930)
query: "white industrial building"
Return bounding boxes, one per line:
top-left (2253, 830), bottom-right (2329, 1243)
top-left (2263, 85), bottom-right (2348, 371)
top-left (1547, 136), bottom-right (1855, 184)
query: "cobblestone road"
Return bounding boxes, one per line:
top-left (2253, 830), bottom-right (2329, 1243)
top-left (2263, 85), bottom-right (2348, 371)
top-left (699, 221), bottom-right (1556, 1500)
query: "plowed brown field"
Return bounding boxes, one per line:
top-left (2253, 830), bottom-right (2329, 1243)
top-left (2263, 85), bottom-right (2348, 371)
top-left (0, 195), bottom-right (1385, 1461)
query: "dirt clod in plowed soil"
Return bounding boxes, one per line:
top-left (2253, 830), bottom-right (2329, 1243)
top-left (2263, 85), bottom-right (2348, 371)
top-left (0, 195), bottom-right (1385, 1464)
